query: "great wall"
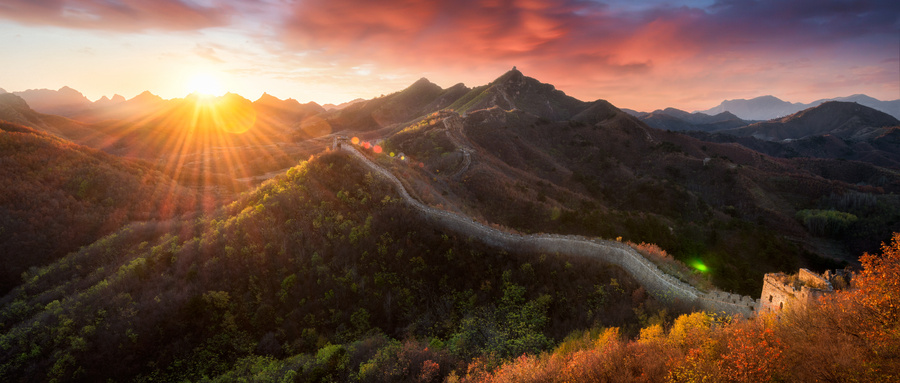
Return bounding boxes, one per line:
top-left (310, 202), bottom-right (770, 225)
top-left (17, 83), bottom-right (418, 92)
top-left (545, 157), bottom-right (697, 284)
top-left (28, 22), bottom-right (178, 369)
top-left (334, 117), bottom-right (762, 317)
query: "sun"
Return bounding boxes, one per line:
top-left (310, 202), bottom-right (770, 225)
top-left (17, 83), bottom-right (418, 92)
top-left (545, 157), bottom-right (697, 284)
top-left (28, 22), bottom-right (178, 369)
top-left (187, 72), bottom-right (225, 96)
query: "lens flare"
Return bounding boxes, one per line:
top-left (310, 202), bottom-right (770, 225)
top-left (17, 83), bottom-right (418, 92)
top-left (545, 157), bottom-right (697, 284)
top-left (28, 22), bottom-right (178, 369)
top-left (690, 260), bottom-right (709, 272)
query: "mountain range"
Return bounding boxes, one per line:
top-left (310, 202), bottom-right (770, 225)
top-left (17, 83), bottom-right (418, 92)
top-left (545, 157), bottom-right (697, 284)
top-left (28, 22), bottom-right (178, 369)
top-left (13, 84), bottom-right (898, 135)
top-left (17, 85), bottom-right (898, 126)
top-left (2, 69), bottom-right (900, 381)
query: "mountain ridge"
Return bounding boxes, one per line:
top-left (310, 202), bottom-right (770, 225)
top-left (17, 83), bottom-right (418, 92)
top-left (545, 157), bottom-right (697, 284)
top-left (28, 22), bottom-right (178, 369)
top-left (719, 101), bottom-right (900, 141)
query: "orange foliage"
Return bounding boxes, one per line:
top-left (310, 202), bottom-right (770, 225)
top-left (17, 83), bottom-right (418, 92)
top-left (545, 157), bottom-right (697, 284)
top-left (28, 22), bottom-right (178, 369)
top-left (467, 234), bottom-right (900, 382)
top-left (855, 232), bottom-right (900, 331)
top-left (718, 324), bottom-right (783, 383)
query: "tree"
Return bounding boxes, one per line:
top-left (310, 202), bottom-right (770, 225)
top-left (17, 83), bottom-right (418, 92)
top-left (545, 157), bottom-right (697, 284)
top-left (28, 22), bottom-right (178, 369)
top-left (852, 232), bottom-right (900, 349)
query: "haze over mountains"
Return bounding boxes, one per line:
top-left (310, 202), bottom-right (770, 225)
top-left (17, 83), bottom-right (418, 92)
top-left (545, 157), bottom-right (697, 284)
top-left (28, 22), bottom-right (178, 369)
top-left (13, 84), bottom-right (900, 126)
top-left (2, 69), bottom-right (900, 381)
top-left (696, 94), bottom-right (900, 120)
top-left (623, 107), bottom-right (751, 132)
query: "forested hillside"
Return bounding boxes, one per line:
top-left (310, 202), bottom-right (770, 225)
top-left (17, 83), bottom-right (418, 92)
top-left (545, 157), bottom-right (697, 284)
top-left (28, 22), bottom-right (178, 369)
top-left (0, 151), bottom-right (659, 382)
top-left (0, 121), bottom-right (199, 294)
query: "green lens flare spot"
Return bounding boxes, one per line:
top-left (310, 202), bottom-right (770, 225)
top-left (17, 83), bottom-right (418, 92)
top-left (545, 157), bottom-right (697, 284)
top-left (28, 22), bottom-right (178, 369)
top-left (691, 260), bottom-right (708, 272)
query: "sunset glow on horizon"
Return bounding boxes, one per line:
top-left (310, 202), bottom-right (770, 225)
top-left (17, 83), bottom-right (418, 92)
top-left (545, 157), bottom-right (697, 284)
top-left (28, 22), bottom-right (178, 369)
top-left (0, 0), bottom-right (897, 112)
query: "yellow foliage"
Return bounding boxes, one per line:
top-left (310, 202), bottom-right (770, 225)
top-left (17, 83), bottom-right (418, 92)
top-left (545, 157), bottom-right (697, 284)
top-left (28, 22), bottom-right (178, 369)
top-left (639, 324), bottom-right (665, 343)
top-left (668, 312), bottom-right (713, 349)
top-left (594, 327), bottom-right (620, 350)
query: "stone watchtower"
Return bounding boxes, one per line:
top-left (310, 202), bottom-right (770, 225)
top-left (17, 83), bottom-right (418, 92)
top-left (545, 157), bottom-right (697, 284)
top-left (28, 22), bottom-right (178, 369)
top-left (759, 268), bottom-right (837, 314)
top-left (333, 135), bottom-right (349, 150)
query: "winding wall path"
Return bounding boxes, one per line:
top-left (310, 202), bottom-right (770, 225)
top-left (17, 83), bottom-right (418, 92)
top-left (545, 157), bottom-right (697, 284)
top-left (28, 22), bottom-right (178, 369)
top-left (339, 141), bottom-right (759, 317)
top-left (441, 114), bottom-right (473, 179)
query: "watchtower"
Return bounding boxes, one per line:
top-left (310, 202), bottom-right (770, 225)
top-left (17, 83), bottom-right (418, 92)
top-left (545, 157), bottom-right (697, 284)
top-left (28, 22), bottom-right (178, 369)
top-left (759, 268), bottom-right (836, 314)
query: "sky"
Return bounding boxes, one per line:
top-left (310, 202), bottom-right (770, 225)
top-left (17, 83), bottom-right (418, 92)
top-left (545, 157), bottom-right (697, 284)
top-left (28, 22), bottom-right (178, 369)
top-left (0, 0), bottom-right (897, 112)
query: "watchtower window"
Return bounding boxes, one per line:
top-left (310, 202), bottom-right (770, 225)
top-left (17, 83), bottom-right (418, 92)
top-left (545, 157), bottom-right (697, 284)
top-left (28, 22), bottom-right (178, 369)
top-left (769, 295), bottom-right (773, 303)
top-left (779, 302), bottom-right (783, 310)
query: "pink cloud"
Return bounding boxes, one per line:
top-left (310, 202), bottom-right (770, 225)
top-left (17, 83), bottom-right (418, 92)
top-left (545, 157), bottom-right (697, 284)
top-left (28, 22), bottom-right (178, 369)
top-left (277, 0), bottom-right (898, 110)
top-left (0, 0), bottom-right (232, 31)
top-left (283, 0), bottom-right (599, 63)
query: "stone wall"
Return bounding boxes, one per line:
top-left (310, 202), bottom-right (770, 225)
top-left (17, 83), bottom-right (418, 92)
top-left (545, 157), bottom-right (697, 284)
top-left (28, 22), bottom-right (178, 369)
top-left (799, 268), bottom-right (832, 290)
top-left (339, 143), bottom-right (760, 317)
top-left (759, 269), bottom-right (833, 314)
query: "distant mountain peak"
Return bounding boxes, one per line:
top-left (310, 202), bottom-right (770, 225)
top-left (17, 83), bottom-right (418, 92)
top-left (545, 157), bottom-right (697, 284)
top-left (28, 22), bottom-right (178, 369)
top-left (254, 92), bottom-right (282, 104)
top-left (93, 94), bottom-right (127, 108)
top-left (129, 91), bottom-right (164, 104)
top-left (786, 101), bottom-right (896, 124)
top-left (402, 77), bottom-right (440, 94)
top-left (748, 95), bottom-right (783, 102)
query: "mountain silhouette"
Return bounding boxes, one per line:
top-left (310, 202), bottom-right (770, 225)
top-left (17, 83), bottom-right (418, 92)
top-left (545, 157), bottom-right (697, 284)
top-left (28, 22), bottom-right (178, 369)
top-left (13, 86), bottom-right (93, 116)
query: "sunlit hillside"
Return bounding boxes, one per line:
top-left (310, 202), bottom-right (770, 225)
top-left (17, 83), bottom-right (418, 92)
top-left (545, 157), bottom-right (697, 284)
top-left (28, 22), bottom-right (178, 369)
top-left (0, 121), bottom-right (199, 294)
